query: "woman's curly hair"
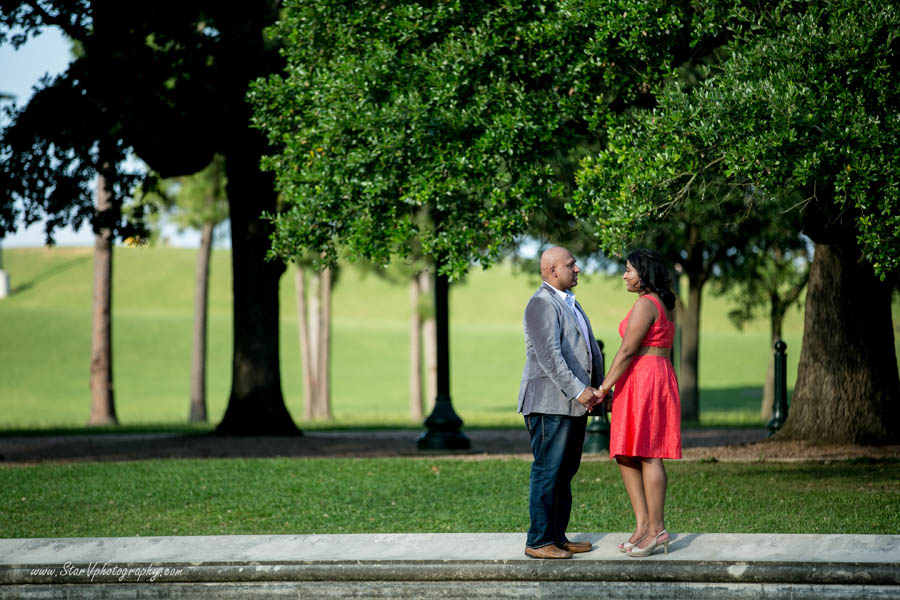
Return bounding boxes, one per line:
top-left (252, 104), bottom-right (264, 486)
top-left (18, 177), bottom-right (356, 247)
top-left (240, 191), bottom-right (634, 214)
top-left (626, 248), bottom-right (676, 311)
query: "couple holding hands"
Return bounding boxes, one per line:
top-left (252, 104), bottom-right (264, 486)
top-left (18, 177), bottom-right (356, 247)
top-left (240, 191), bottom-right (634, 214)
top-left (518, 246), bottom-right (681, 559)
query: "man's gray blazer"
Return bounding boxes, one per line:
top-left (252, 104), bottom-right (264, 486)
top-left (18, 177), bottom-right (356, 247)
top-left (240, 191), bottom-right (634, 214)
top-left (518, 282), bottom-right (604, 417)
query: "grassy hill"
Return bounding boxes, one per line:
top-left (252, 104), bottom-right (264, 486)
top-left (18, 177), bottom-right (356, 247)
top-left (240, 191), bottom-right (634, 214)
top-left (3, 245), bottom-right (880, 430)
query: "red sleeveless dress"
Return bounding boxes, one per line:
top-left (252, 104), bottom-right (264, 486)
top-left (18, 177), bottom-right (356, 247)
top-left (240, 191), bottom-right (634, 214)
top-left (609, 295), bottom-right (682, 459)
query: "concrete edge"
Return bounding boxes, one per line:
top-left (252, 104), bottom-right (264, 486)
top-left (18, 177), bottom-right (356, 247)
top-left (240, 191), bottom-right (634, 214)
top-left (3, 560), bottom-right (900, 586)
top-left (4, 581), bottom-right (900, 600)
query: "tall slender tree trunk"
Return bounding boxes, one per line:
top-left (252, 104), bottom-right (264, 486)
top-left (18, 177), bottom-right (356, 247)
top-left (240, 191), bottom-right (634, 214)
top-left (306, 270), bottom-right (323, 418)
top-left (189, 220), bottom-right (215, 423)
top-left (677, 277), bottom-right (702, 422)
top-left (215, 145), bottom-right (296, 435)
top-left (419, 269), bottom-right (438, 411)
top-left (668, 267), bottom-right (681, 379)
top-left (409, 274), bottom-right (423, 421)
top-left (316, 266), bottom-right (333, 420)
top-left (777, 242), bottom-right (900, 444)
top-left (668, 226), bottom-right (707, 423)
top-left (295, 265), bottom-right (315, 420)
top-left (89, 173), bottom-right (117, 426)
top-left (0, 242), bottom-right (9, 299)
top-left (295, 264), bottom-right (333, 421)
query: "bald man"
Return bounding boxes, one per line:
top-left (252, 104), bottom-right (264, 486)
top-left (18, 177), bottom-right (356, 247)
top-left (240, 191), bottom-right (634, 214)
top-left (518, 246), bottom-right (604, 559)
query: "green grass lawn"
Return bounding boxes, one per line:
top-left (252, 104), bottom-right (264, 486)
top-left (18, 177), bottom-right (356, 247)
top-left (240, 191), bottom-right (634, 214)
top-left (2, 246), bottom-right (896, 430)
top-left (3, 248), bottom-right (897, 542)
top-left (1, 457), bottom-right (897, 538)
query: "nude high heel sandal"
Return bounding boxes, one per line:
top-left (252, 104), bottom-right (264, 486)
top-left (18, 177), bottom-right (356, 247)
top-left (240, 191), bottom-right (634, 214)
top-left (627, 530), bottom-right (669, 557)
top-left (617, 535), bottom-right (646, 553)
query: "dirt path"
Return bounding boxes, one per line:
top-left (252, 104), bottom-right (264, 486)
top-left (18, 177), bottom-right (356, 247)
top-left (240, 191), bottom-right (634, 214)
top-left (1, 428), bottom-right (897, 464)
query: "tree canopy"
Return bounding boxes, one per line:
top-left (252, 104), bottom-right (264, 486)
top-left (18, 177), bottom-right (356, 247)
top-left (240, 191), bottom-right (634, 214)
top-left (571, 0), bottom-right (899, 443)
top-left (1, 2), bottom-right (297, 434)
top-left (574, 0), bottom-right (899, 277)
top-left (251, 0), bottom-right (739, 277)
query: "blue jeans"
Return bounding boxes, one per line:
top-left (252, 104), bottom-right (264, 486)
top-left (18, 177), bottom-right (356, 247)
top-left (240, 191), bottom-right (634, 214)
top-left (525, 413), bottom-right (587, 549)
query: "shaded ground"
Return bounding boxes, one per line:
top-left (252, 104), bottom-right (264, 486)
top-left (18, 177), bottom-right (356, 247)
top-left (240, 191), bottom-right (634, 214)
top-left (1, 427), bottom-right (897, 464)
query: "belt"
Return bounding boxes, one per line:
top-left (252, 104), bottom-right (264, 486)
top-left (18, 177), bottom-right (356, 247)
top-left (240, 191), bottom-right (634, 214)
top-left (635, 346), bottom-right (670, 357)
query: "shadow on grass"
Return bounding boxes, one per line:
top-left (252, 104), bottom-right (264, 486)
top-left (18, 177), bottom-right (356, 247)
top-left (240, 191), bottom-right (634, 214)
top-left (700, 386), bottom-right (793, 419)
top-left (702, 386), bottom-right (765, 413)
top-left (0, 388), bottom-right (786, 461)
top-left (10, 254), bottom-right (92, 296)
top-left (0, 423), bottom-right (215, 438)
top-left (0, 422), bottom-right (773, 464)
top-left (0, 427), bottom-right (530, 463)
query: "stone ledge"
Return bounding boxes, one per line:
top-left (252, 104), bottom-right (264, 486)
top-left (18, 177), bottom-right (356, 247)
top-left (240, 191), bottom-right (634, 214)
top-left (1, 532), bottom-right (898, 597)
top-left (2, 560), bottom-right (900, 586)
top-left (2, 581), bottom-right (900, 600)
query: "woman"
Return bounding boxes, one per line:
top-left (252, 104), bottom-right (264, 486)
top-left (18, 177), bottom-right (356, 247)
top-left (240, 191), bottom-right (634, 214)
top-left (594, 248), bottom-right (681, 557)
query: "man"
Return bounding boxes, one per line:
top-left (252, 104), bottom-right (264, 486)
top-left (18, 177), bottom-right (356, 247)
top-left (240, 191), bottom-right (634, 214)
top-left (518, 246), bottom-right (604, 559)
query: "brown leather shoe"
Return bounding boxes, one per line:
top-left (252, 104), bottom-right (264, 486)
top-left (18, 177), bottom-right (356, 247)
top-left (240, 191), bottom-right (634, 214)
top-left (561, 540), bottom-right (592, 553)
top-left (524, 544), bottom-right (573, 559)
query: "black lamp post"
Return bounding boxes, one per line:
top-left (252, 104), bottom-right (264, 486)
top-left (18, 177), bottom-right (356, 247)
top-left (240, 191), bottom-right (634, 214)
top-left (767, 340), bottom-right (788, 436)
top-left (417, 268), bottom-right (471, 450)
top-left (583, 339), bottom-right (609, 453)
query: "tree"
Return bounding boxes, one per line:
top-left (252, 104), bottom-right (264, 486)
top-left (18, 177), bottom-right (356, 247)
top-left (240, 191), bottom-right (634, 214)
top-left (251, 0), bottom-right (735, 277)
top-left (88, 169), bottom-right (117, 425)
top-left (359, 257), bottom-right (438, 421)
top-left (716, 233), bottom-right (809, 419)
top-left (0, 239), bottom-right (8, 298)
top-left (250, 0), bottom-right (754, 436)
top-left (144, 155), bottom-right (229, 422)
top-left (293, 256), bottom-right (335, 421)
top-left (709, 0), bottom-right (900, 444)
top-left (415, 268), bottom-right (438, 415)
top-left (574, 0), bottom-right (900, 443)
top-left (0, 90), bottom-right (11, 297)
top-left (0, 3), bottom-right (297, 434)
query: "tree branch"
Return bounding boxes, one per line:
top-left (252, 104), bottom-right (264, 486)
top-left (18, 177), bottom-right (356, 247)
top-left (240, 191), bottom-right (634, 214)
top-left (23, 1), bottom-right (88, 41)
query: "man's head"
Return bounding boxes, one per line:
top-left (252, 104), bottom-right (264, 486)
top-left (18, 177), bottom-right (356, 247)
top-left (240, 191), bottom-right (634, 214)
top-left (540, 246), bottom-right (580, 291)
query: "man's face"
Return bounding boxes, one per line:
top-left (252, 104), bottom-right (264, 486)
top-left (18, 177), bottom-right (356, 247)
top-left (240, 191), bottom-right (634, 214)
top-left (553, 253), bottom-right (580, 291)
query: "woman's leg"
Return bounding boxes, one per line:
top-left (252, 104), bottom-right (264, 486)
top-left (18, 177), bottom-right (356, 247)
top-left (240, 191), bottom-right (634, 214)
top-left (634, 458), bottom-right (669, 549)
top-left (616, 456), bottom-right (649, 543)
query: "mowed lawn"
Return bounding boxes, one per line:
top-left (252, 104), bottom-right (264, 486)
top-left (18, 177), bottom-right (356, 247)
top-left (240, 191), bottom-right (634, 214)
top-left (2, 245), bottom-right (892, 429)
top-left (1, 458), bottom-right (898, 538)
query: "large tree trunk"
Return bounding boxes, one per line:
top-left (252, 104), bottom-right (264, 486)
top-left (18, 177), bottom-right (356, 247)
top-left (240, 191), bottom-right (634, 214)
top-left (189, 220), bottom-right (215, 423)
top-left (215, 147), bottom-right (296, 435)
top-left (419, 269), bottom-right (438, 412)
top-left (89, 173), bottom-right (117, 426)
top-left (677, 276), bottom-right (702, 422)
top-left (409, 274), bottom-right (424, 421)
top-left (777, 242), bottom-right (900, 444)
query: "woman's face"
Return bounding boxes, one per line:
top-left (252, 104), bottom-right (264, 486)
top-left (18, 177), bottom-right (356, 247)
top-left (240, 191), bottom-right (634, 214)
top-left (623, 260), bottom-right (642, 293)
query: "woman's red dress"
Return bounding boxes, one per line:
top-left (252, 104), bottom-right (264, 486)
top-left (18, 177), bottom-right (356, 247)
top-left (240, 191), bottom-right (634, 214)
top-left (609, 294), bottom-right (682, 459)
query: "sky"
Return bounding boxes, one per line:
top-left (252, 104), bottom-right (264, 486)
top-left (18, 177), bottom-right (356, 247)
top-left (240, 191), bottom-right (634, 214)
top-left (0, 27), bottom-right (202, 248)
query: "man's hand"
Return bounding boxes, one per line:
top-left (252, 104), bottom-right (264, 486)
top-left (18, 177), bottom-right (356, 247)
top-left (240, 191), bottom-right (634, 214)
top-left (577, 387), bottom-right (597, 408)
